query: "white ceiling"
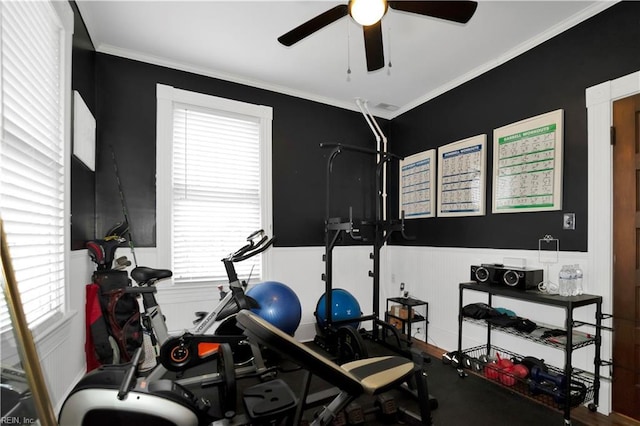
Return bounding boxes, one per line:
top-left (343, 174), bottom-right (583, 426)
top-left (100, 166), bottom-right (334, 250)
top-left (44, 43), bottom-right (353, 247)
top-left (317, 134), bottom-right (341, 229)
top-left (76, 1), bottom-right (615, 119)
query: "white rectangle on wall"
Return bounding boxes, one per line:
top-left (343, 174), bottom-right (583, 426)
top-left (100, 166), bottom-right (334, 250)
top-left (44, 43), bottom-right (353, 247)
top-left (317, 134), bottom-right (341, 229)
top-left (73, 90), bottom-right (96, 171)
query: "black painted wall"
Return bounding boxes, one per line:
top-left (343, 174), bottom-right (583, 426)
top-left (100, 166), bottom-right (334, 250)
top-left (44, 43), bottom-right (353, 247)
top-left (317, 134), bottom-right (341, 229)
top-left (94, 55), bottom-right (383, 247)
top-left (71, 2), bottom-right (640, 252)
top-left (70, 1), bottom-right (96, 250)
top-left (388, 1), bottom-right (640, 252)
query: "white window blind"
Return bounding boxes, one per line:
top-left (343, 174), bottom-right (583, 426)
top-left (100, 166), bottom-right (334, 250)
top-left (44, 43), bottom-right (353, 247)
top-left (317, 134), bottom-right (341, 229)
top-left (171, 106), bottom-right (263, 284)
top-left (0, 1), bottom-right (68, 333)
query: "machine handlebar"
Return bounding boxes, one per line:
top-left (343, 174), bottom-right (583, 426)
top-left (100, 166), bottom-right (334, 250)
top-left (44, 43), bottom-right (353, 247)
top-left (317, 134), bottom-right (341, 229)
top-left (224, 230), bottom-right (275, 263)
top-left (117, 347), bottom-right (143, 400)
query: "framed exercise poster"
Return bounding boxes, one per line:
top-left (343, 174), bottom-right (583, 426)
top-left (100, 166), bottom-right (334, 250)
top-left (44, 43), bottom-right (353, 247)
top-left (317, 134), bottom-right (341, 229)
top-left (400, 149), bottom-right (435, 219)
top-left (492, 109), bottom-right (563, 213)
top-left (437, 135), bottom-right (486, 217)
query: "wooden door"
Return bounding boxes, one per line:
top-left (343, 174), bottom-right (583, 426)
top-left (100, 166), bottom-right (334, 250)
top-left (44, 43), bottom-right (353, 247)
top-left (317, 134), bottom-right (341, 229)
top-left (612, 94), bottom-right (640, 421)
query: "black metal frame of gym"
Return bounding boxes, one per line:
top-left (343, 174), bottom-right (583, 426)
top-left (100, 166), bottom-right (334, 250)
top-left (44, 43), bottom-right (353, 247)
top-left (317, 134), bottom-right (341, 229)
top-left (314, 141), bottom-right (416, 361)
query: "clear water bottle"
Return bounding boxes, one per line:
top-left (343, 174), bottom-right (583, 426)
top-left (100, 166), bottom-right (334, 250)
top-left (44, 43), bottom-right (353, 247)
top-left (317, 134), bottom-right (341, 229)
top-left (558, 265), bottom-right (571, 297)
top-left (568, 265), bottom-right (578, 296)
top-left (574, 264), bottom-right (583, 295)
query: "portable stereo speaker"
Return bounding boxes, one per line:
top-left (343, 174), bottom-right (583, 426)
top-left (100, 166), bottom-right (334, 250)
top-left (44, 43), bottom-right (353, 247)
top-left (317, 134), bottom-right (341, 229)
top-left (470, 264), bottom-right (543, 290)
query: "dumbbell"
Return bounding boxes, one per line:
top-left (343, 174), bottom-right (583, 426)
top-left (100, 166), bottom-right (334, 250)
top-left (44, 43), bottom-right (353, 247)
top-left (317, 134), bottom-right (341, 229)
top-left (470, 357), bottom-right (484, 372)
top-left (344, 394), bottom-right (398, 424)
top-left (511, 363), bottom-right (529, 379)
top-left (529, 379), bottom-right (559, 400)
top-left (375, 394), bottom-right (398, 423)
top-left (528, 379), bottom-right (586, 405)
top-left (518, 356), bottom-right (547, 374)
top-left (496, 356), bottom-right (515, 386)
top-left (499, 363), bottom-right (528, 386)
top-left (441, 351), bottom-right (457, 365)
top-left (530, 366), bottom-right (566, 388)
top-left (484, 361), bottom-right (501, 380)
top-left (484, 353), bottom-right (512, 382)
top-left (345, 401), bottom-right (364, 425)
top-left (442, 351), bottom-right (467, 368)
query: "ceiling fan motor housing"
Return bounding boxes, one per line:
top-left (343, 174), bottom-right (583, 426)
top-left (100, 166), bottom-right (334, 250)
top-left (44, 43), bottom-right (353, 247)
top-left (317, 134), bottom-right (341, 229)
top-left (278, 1), bottom-right (478, 72)
top-left (348, 0), bottom-right (389, 26)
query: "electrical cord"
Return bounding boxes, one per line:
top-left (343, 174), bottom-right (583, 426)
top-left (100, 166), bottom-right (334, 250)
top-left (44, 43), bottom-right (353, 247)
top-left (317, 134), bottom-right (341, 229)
top-left (538, 279), bottom-right (558, 294)
top-left (537, 262), bottom-right (558, 294)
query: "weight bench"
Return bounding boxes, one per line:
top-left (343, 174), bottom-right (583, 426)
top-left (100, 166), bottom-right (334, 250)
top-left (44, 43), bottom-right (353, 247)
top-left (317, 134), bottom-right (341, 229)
top-left (236, 309), bottom-right (433, 425)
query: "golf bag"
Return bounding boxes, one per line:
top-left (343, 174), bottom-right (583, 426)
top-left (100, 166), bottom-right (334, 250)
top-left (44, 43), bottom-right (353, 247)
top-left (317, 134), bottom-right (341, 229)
top-left (85, 222), bottom-right (142, 370)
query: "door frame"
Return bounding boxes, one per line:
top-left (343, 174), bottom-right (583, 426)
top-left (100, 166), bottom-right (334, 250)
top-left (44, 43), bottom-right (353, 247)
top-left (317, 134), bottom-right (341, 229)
top-left (586, 70), bottom-right (640, 414)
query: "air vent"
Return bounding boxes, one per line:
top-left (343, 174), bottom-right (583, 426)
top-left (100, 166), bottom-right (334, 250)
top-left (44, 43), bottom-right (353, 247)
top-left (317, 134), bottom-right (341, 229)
top-left (375, 103), bottom-right (399, 111)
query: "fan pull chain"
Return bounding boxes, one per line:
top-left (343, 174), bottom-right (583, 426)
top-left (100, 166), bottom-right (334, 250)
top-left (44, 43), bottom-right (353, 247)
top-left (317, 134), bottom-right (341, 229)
top-left (387, 25), bottom-right (392, 76)
top-left (346, 20), bottom-right (352, 82)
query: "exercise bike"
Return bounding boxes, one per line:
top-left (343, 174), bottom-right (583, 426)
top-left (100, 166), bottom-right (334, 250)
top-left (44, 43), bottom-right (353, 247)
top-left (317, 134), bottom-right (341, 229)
top-left (143, 229), bottom-right (276, 384)
top-left (88, 226), bottom-right (275, 379)
top-left (60, 231), bottom-right (281, 426)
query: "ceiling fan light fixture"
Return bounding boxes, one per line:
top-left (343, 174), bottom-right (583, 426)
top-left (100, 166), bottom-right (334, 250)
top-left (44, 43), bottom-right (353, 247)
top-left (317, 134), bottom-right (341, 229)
top-left (349, 0), bottom-right (388, 26)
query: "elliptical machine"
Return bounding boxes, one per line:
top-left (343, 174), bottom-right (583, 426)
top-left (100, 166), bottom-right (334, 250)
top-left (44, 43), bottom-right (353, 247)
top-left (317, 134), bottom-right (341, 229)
top-left (58, 347), bottom-right (223, 426)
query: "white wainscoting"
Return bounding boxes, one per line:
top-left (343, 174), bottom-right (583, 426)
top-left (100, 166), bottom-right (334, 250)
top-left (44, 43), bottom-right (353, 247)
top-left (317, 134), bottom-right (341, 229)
top-left (383, 245), bottom-right (610, 415)
top-left (383, 246), bottom-right (591, 351)
top-left (55, 244), bottom-right (610, 414)
top-left (269, 246), bottom-right (376, 341)
top-left (135, 245), bottom-right (377, 340)
top-left (39, 250), bottom-right (93, 413)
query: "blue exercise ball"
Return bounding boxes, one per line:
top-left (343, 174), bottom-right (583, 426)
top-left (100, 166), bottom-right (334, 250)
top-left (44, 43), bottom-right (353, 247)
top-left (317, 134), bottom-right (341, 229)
top-left (246, 281), bottom-right (301, 335)
top-left (315, 289), bottom-right (361, 329)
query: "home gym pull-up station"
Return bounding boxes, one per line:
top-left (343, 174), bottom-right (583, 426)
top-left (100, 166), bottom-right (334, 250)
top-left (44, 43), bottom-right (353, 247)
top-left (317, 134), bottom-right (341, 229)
top-left (314, 99), bottom-right (418, 362)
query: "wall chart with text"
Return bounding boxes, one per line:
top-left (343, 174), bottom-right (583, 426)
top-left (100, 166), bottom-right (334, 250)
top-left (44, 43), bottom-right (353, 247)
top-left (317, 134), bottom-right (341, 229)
top-left (400, 149), bottom-right (435, 219)
top-left (437, 135), bottom-right (486, 217)
top-left (492, 109), bottom-right (563, 213)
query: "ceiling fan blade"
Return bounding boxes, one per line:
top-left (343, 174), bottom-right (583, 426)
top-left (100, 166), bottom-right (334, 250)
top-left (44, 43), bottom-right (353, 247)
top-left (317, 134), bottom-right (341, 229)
top-left (363, 22), bottom-right (384, 72)
top-left (278, 4), bottom-right (349, 46)
top-left (388, 1), bottom-right (478, 24)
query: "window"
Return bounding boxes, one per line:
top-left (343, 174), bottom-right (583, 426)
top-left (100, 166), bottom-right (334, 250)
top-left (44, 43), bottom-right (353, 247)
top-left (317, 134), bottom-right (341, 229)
top-left (156, 85), bottom-right (273, 285)
top-left (0, 1), bottom-right (73, 333)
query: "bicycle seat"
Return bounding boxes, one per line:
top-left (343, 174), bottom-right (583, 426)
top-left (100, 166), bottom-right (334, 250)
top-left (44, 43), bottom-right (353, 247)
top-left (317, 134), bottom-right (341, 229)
top-left (131, 266), bottom-right (172, 285)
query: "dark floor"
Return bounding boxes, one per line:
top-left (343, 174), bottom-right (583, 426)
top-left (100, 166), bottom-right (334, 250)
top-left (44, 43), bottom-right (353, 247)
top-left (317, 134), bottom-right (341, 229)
top-left (171, 336), bottom-right (609, 426)
top-left (303, 338), bottom-right (581, 426)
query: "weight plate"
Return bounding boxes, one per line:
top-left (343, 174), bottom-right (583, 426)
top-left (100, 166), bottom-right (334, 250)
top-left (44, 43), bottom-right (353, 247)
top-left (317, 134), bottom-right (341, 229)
top-left (217, 343), bottom-right (237, 414)
top-left (336, 325), bottom-right (368, 364)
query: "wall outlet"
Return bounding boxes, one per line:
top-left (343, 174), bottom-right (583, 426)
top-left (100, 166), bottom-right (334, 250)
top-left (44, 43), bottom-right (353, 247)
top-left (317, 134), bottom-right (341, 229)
top-left (400, 282), bottom-right (405, 291)
top-left (563, 213), bottom-right (575, 230)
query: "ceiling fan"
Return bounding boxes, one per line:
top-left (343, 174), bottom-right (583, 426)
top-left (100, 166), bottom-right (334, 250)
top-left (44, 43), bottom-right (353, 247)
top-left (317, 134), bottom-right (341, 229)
top-left (278, 0), bottom-right (478, 72)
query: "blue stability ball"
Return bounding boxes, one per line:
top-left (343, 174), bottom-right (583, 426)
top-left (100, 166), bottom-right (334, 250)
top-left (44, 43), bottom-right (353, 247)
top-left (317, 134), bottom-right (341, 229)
top-left (246, 281), bottom-right (302, 335)
top-left (315, 289), bottom-right (361, 329)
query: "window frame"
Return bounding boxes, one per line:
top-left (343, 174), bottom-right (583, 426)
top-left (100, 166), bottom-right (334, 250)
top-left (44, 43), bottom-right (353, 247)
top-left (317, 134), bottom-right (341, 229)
top-left (0, 0), bottom-right (73, 338)
top-left (156, 84), bottom-right (273, 287)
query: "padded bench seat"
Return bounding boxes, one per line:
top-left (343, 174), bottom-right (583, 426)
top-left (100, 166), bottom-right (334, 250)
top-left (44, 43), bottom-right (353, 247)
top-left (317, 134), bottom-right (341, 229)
top-left (340, 356), bottom-right (415, 395)
top-left (236, 309), bottom-right (431, 425)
